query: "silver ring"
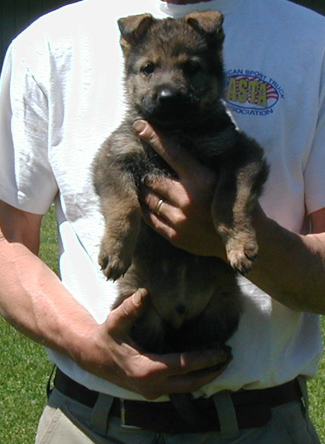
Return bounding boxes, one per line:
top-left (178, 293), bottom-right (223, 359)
top-left (155, 199), bottom-right (164, 216)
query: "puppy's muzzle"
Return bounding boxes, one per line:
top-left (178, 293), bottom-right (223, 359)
top-left (146, 85), bottom-right (197, 125)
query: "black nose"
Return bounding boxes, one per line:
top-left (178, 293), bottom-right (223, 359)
top-left (157, 87), bottom-right (182, 105)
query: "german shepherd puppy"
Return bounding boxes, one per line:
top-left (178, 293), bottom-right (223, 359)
top-left (93, 12), bottom-right (268, 363)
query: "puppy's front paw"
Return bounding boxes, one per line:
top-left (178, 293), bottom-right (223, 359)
top-left (226, 237), bottom-right (258, 275)
top-left (98, 241), bottom-right (132, 281)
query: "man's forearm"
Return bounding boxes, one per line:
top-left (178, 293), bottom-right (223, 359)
top-left (249, 207), bottom-right (325, 314)
top-left (0, 236), bottom-right (97, 360)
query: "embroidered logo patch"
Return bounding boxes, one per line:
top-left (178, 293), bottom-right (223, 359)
top-left (225, 69), bottom-right (284, 116)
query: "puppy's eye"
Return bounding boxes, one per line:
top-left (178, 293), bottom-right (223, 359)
top-left (183, 60), bottom-right (202, 75)
top-left (141, 62), bottom-right (156, 76)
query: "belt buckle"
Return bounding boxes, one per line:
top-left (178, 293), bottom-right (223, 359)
top-left (120, 399), bottom-right (143, 430)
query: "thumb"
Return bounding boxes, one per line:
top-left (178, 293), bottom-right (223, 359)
top-left (133, 120), bottom-right (200, 180)
top-left (108, 288), bottom-right (149, 336)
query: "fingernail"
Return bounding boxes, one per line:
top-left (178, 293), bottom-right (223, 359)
top-left (133, 288), bottom-right (146, 306)
top-left (133, 120), bottom-right (146, 134)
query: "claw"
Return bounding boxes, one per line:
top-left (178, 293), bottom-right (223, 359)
top-left (99, 252), bottom-right (131, 281)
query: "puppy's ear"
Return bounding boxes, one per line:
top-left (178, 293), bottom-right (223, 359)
top-left (186, 11), bottom-right (224, 44)
top-left (118, 14), bottom-right (155, 52)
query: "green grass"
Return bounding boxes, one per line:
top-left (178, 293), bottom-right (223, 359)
top-left (0, 206), bottom-right (324, 443)
top-left (308, 338), bottom-right (325, 439)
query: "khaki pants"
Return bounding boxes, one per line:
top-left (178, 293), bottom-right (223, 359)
top-left (35, 383), bottom-right (321, 444)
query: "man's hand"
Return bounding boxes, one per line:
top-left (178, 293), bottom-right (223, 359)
top-left (134, 120), bottom-right (226, 258)
top-left (76, 288), bottom-right (230, 400)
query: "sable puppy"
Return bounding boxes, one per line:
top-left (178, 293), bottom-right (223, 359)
top-left (93, 12), bottom-right (269, 360)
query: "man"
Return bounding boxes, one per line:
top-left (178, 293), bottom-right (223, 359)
top-left (0, 0), bottom-right (324, 442)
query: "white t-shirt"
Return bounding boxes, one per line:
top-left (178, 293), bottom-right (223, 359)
top-left (0, 0), bottom-right (324, 400)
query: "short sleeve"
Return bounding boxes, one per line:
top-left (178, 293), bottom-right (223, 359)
top-left (304, 49), bottom-right (325, 216)
top-left (0, 40), bottom-right (58, 214)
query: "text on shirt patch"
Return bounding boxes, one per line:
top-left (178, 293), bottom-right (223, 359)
top-left (225, 69), bottom-right (284, 116)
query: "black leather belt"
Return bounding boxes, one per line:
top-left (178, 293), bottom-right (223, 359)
top-left (53, 369), bottom-right (302, 433)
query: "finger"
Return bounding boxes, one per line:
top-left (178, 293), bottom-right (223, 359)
top-left (164, 348), bottom-right (231, 377)
top-left (160, 348), bottom-right (231, 394)
top-left (140, 177), bottom-right (191, 210)
top-left (133, 348), bottom-right (231, 399)
top-left (133, 120), bottom-right (199, 179)
top-left (139, 184), bottom-right (175, 220)
top-left (140, 200), bottom-right (178, 241)
top-left (108, 288), bottom-right (149, 335)
top-left (167, 364), bottom-right (228, 394)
